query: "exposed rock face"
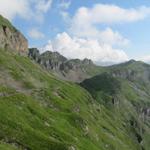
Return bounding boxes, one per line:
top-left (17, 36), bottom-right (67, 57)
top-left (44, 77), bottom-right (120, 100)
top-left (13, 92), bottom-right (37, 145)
top-left (0, 15), bottom-right (28, 55)
top-left (29, 48), bottom-right (67, 70)
top-left (28, 48), bottom-right (96, 82)
top-left (28, 48), bottom-right (40, 61)
top-left (39, 51), bottom-right (67, 70)
top-left (111, 60), bottom-right (150, 84)
top-left (61, 58), bottom-right (93, 71)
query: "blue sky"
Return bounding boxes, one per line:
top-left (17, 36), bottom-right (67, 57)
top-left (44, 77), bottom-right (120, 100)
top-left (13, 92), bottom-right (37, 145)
top-left (1, 0), bottom-right (150, 64)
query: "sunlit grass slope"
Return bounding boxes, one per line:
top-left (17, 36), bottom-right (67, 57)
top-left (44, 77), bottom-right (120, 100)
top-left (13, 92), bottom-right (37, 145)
top-left (0, 49), bottom-right (149, 150)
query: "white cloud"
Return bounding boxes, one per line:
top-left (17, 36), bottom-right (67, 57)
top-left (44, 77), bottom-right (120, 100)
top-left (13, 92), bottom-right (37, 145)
top-left (72, 4), bottom-right (150, 25)
top-left (0, 0), bottom-right (30, 20)
top-left (138, 55), bottom-right (150, 63)
top-left (28, 28), bottom-right (45, 39)
top-left (69, 4), bottom-right (150, 46)
top-left (0, 0), bottom-right (52, 21)
top-left (99, 28), bottom-right (129, 46)
top-left (42, 4), bottom-right (150, 65)
top-left (41, 32), bottom-right (129, 65)
top-left (70, 24), bottom-right (129, 46)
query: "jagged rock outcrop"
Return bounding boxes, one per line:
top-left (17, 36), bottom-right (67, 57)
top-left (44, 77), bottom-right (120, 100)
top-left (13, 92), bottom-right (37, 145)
top-left (28, 48), bottom-right (98, 82)
top-left (29, 48), bottom-right (67, 70)
top-left (61, 58), bottom-right (93, 71)
top-left (28, 48), bottom-right (40, 61)
top-left (0, 15), bottom-right (28, 55)
top-left (40, 51), bottom-right (67, 70)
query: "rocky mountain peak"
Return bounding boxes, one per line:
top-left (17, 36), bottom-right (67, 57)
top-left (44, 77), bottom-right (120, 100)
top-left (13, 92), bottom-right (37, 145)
top-left (40, 51), bottom-right (67, 62)
top-left (0, 15), bottom-right (28, 55)
top-left (83, 58), bottom-right (93, 65)
top-left (28, 48), bottom-right (100, 82)
top-left (128, 59), bottom-right (136, 63)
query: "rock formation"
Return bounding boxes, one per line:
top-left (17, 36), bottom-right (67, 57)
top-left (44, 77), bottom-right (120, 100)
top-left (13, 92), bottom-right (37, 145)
top-left (28, 48), bottom-right (97, 82)
top-left (0, 15), bottom-right (28, 55)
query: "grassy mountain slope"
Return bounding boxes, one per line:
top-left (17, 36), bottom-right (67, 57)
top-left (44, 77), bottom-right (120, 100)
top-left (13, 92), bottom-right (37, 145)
top-left (81, 62), bottom-right (150, 150)
top-left (0, 15), bottom-right (17, 32)
top-left (0, 13), bottom-right (150, 150)
top-left (0, 48), bottom-right (148, 150)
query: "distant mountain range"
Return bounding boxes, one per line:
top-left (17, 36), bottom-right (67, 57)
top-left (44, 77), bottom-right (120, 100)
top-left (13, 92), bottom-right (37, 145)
top-left (28, 48), bottom-right (103, 82)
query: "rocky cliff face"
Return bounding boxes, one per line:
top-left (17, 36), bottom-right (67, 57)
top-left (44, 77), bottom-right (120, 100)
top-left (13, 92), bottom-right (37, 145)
top-left (28, 48), bottom-right (100, 82)
top-left (29, 48), bottom-right (67, 70)
top-left (110, 60), bottom-right (150, 81)
top-left (0, 15), bottom-right (28, 55)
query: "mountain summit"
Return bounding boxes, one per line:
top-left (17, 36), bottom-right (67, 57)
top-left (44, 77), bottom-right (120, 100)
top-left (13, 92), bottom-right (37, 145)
top-left (29, 48), bottom-right (103, 82)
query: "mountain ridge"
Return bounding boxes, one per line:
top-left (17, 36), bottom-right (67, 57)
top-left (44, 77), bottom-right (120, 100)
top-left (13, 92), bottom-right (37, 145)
top-left (29, 47), bottom-right (150, 84)
top-left (28, 48), bottom-right (104, 82)
top-left (0, 14), bottom-right (150, 150)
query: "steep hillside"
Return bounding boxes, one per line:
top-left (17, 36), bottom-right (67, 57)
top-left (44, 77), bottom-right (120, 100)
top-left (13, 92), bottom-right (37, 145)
top-left (28, 48), bottom-right (104, 82)
top-left (109, 60), bottom-right (150, 90)
top-left (81, 61), bottom-right (150, 150)
top-left (1, 48), bottom-right (148, 150)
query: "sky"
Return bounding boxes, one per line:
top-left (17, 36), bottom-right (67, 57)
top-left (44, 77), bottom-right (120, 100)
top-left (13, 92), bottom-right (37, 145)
top-left (0, 0), bottom-right (150, 65)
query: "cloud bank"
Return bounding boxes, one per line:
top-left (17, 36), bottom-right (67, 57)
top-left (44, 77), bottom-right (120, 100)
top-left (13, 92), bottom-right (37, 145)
top-left (0, 0), bottom-right (52, 21)
top-left (41, 32), bottom-right (129, 65)
top-left (1, 1), bottom-right (150, 65)
top-left (58, 4), bottom-right (150, 64)
top-left (43, 4), bottom-right (150, 65)
top-left (69, 4), bottom-right (150, 46)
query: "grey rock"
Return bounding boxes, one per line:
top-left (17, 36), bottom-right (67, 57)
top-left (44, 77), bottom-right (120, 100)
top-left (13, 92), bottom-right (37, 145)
top-left (28, 49), bottom-right (96, 82)
top-left (0, 15), bottom-right (28, 55)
